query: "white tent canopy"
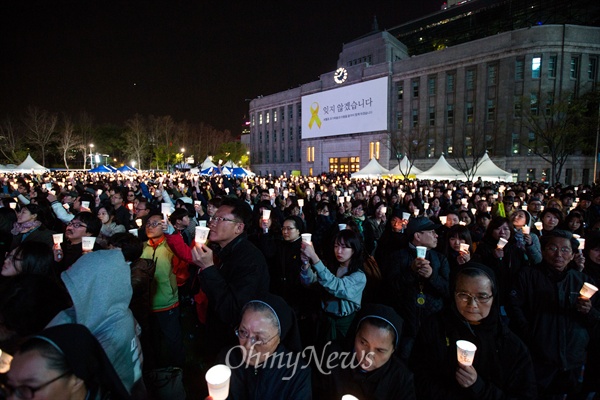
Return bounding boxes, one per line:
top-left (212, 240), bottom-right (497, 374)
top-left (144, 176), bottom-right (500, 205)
top-left (471, 152), bottom-right (513, 182)
top-left (417, 154), bottom-right (462, 181)
top-left (351, 158), bottom-right (389, 179)
top-left (389, 157), bottom-right (423, 177)
top-left (12, 154), bottom-right (49, 173)
top-left (200, 156), bottom-right (217, 169)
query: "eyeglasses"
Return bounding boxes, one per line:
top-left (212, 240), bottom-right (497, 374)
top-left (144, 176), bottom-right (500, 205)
top-left (235, 327), bottom-right (278, 346)
top-left (146, 221), bottom-right (163, 228)
top-left (281, 226), bottom-right (297, 231)
top-left (211, 216), bottom-right (240, 224)
top-left (455, 292), bottom-right (493, 304)
top-left (354, 207), bottom-right (364, 211)
top-left (545, 245), bottom-right (572, 254)
top-left (0, 371), bottom-right (70, 399)
top-left (4, 253), bottom-right (22, 263)
top-left (67, 221), bottom-right (87, 229)
top-left (135, 207), bottom-right (147, 211)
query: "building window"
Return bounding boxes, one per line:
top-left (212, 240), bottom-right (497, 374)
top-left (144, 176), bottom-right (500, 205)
top-left (297, 104), bottom-right (301, 117)
top-left (412, 79), bottom-right (419, 97)
top-left (266, 111), bottom-right (270, 124)
top-left (515, 59), bottom-right (524, 81)
top-left (274, 110), bottom-right (278, 122)
top-left (548, 55), bottom-right (557, 78)
top-left (266, 131), bottom-right (269, 143)
top-left (273, 130), bottom-right (277, 142)
top-left (528, 132), bottom-right (535, 155)
top-left (369, 142), bottom-right (380, 160)
top-left (251, 114), bottom-right (255, 126)
top-left (487, 99), bottom-right (495, 121)
top-left (532, 56), bottom-right (541, 79)
top-left (281, 107), bottom-right (285, 120)
top-left (465, 136), bottom-right (473, 156)
top-left (412, 109), bottom-right (419, 128)
top-left (290, 127), bottom-right (293, 140)
top-left (396, 112), bottom-right (403, 129)
top-left (447, 104), bottom-right (454, 125)
top-left (288, 105), bottom-right (293, 119)
top-left (428, 77), bottom-right (436, 96)
top-left (545, 92), bottom-right (554, 115)
top-left (487, 64), bottom-right (497, 86)
top-left (466, 102), bottom-right (474, 123)
top-left (511, 132), bottom-right (520, 154)
top-left (259, 113), bottom-right (263, 125)
top-left (571, 56), bottom-right (580, 79)
top-left (583, 169), bottom-right (590, 184)
top-left (530, 93), bottom-right (539, 115)
top-left (429, 107), bottom-right (435, 126)
top-left (428, 138), bottom-right (435, 158)
top-left (307, 146), bottom-right (315, 162)
top-left (527, 168), bottom-right (536, 182)
top-left (447, 73), bottom-right (455, 93)
top-left (512, 169), bottom-right (519, 182)
top-left (397, 83), bottom-right (404, 100)
top-left (589, 57), bottom-right (598, 81)
top-left (259, 132), bottom-right (262, 143)
top-left (514, 96), bottom-right (522, 118)
top-left (466, 69), bottom-right (475, 90)
top-left (565, 168), bottom-right (573, 185)
top-left (329, 157), bottom-right (360, 174)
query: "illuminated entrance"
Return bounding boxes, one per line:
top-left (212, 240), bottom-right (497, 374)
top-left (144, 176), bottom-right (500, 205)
top-left (329, 156), bottom-right (360, 174)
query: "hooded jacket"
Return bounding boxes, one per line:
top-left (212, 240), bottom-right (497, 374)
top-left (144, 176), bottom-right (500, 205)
top-left (47, 249), bottom-right (143, 394)
top-left (410, 263), bottom-right (537, 399)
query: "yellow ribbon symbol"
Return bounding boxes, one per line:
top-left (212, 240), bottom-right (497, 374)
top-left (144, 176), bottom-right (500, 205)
top-left (308, 102), bottom-right (322, 129)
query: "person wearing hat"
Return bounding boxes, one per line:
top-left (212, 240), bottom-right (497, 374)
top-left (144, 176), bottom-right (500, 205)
top-left (218, 294), bottom-right (311, 399)
top-left (319, 303), bottom-right (416, 400)
top-left (6, 324), bottom-right (132, 400)
top-left (410, 263), bottom-right (537, 399)
top-left (382, 216), bottom-right (450, 362)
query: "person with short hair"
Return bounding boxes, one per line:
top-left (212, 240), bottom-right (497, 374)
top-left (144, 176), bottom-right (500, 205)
top-left (382, 216), bottom-right (450, 361)
top-left (508, 230), bottom-right (600, 398)
top-left (54, 211), bottom-right (102, 272)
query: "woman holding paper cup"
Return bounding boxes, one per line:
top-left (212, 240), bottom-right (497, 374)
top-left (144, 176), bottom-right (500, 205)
top-left (444, 225), bottom-right (473, 280)
top-left (473, 216), bottom-right (529, 313)
top-left (300, 229), bottom-right (367, 343)
top-left (410, 263), bottom-right (537, 399)
top-left (509, 209), bottom-right (542, 265)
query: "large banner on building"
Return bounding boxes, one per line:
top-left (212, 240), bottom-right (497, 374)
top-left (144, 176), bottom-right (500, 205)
top-left (301, 77), bottom-right (388, 139)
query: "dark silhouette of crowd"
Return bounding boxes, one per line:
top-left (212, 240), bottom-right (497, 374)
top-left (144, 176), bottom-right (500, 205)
top-left (1, 171), bottom-right (600, 400)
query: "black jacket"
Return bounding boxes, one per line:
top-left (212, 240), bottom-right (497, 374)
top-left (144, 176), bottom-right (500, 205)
top-left (199, 233), bottom-right (270, 352)
top-left (219, 344), bottom-right (312, 400)
top-left (410, 309), bottom-right (537, 399)
top-left (319, 342), bottom-right (416, 400)
top-left (384, 245), bottom-right (450, 339)
top-left (508, 261), bottom-right (600, 390)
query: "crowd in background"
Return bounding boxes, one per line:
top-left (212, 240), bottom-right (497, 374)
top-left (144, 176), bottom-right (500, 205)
top-left (0, 170), bottom-right (600, 399)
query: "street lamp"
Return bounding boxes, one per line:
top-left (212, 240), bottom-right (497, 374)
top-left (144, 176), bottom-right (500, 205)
top-left (89, 144), bottom-right (95, 168)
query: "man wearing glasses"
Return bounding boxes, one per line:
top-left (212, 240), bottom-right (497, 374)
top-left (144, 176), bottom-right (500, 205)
top-left (509, 230), bottom-right (600, 398)
top-left (191, 198), bottom-right (270, 357)
top-left (54, 211), bottom-right (102, 271)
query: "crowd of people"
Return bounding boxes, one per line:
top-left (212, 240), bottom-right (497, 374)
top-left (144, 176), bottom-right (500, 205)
top-left (0, 170), bottom-right (599, 399)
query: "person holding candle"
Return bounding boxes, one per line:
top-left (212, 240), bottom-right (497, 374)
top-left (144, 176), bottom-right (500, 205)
top-left (410, 264), bottom-right (537, 399)
top-left (300, 229), bottom-right (367, 344)
top-left (535, 207), bottom-right (564, 236)
top-left (383, 217), bottom-right (450, 361)
top-left (444, 225), bottom-right (473, 282)
top-left (509, 209), bottom-right (542, 265)
top-left (508, 230), bottom-right (600, 398)
top-left (53, 212), bottom-right (102, 272)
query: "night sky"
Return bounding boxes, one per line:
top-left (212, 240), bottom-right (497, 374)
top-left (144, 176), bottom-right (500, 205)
top-left (0, 1), bottom-right (441, 134)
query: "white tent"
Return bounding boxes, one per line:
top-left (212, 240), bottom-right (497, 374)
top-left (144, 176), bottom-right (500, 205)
top-left (12, 154), bottom-right (48, 173)
top-left (417, 154), bottom-right (462, 181)
top-left (471, 152), bottom-right (513, 182)
top-left (200, 156), bottom-right (217, 169)
top-left (351, 158), bottom-right (389, 179)
top-left (389, 157), bottom-right (423, 178)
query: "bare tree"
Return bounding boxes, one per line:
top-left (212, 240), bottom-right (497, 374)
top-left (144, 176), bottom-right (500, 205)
top-left (452, 132), bottom-right (486, 181)
top-left (387, 127), bottom-right (427, 178)
top-left (0, 116), bottom-right (23, 164)
top-left (123, 114), bottom-right (149, 170)
top-left (22, 106), bottom-right (58, 166)
top-left (520, 92), bottom-right (595, 185)
top-left (57, 115), bottom-right (81, 169)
